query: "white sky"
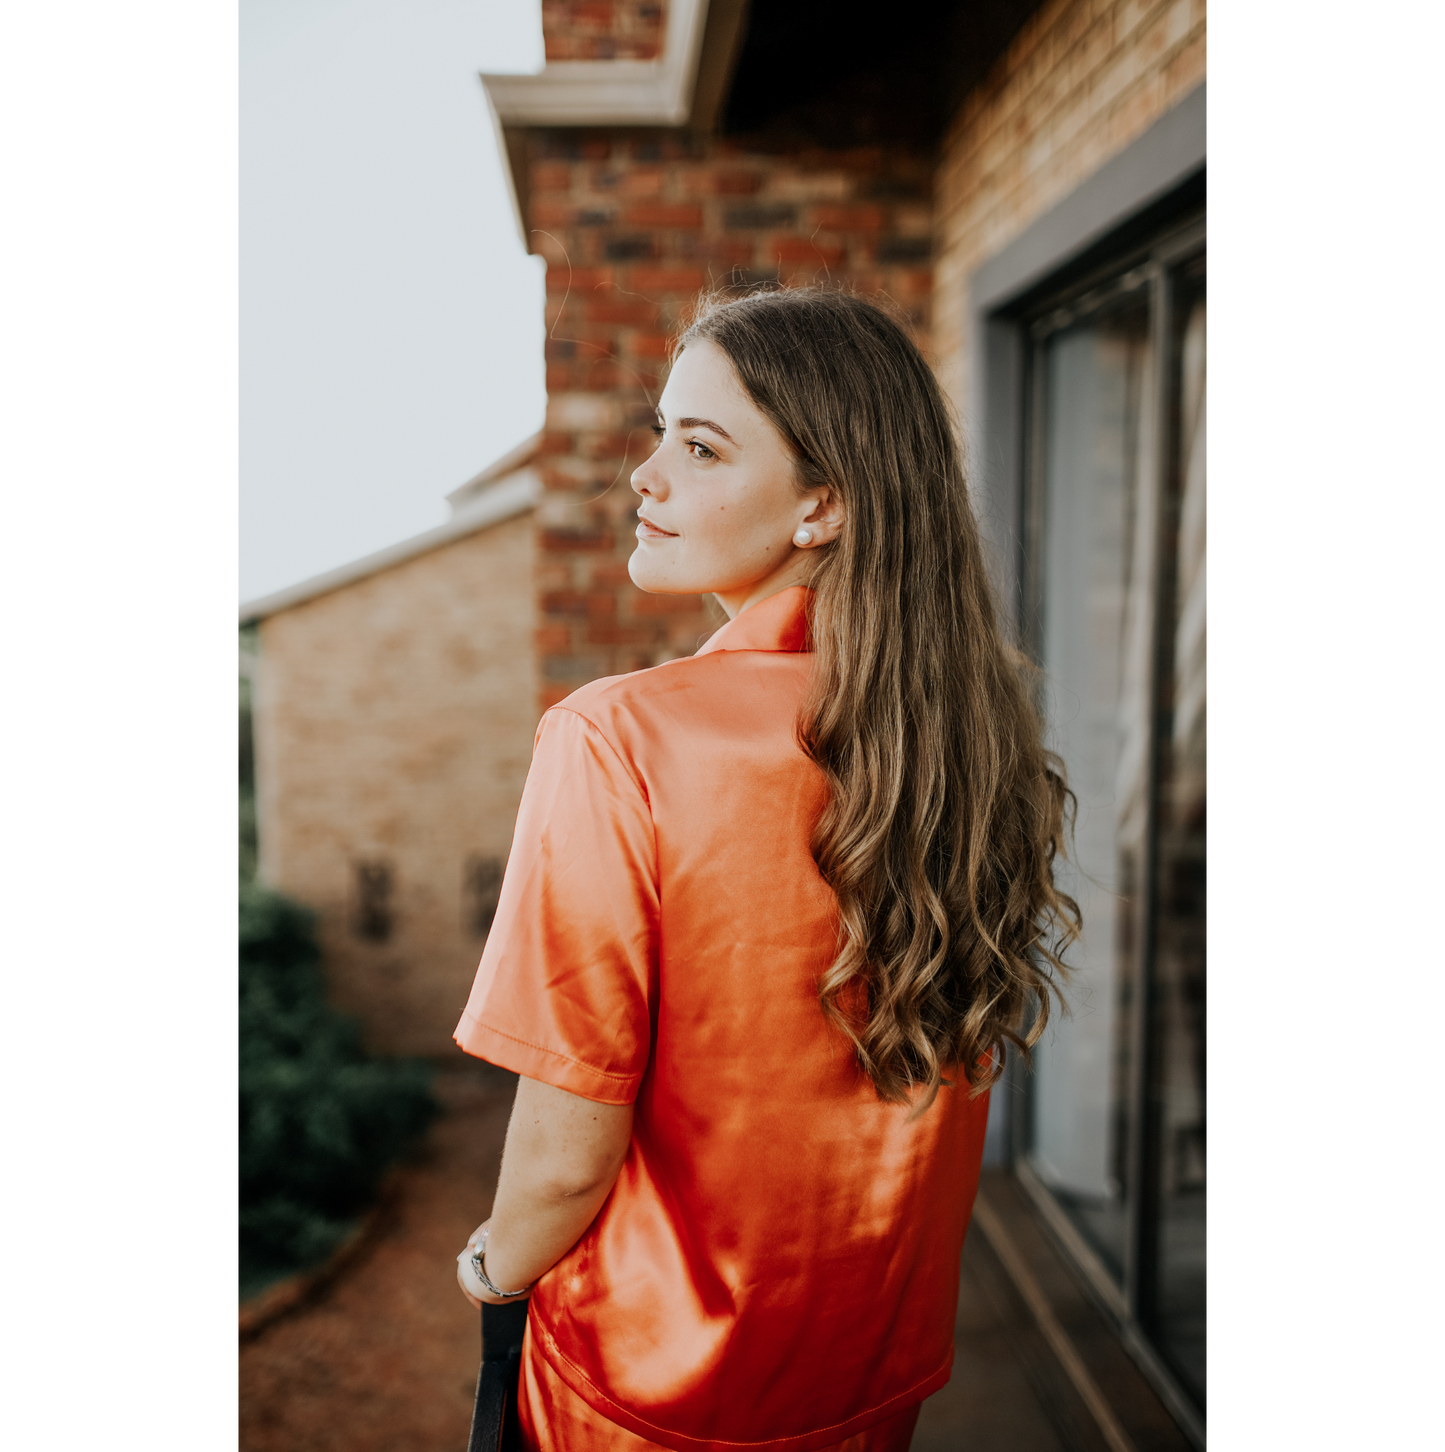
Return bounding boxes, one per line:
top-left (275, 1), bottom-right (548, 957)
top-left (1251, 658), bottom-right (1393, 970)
top-left (241, 0), bottom-right (547, 603)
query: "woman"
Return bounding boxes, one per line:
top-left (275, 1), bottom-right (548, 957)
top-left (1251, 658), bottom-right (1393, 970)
top-left (454, 288), bottom-right (1077, 1451)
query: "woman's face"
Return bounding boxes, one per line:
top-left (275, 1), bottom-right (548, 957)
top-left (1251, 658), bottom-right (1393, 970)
top-left (628, 339), bottom-right (842, 618)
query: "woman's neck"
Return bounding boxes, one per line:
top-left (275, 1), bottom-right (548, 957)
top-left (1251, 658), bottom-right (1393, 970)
top-left (713, 557), bottom-right (815, 620)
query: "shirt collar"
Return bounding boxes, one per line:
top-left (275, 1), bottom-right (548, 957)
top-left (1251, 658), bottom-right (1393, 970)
top-left (695, 585), bottom-right (811, 656)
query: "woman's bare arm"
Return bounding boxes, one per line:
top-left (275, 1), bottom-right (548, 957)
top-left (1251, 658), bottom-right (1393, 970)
top-left (457, 1075), bottom-right (633, 1306)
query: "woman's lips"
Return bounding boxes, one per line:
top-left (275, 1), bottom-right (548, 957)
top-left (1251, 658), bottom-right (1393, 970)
top-left (636, 518), bottom-right (678, 540)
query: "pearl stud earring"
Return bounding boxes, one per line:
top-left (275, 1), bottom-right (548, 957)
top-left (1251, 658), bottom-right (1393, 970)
top-left (793, 528), bottom-right (813, 546)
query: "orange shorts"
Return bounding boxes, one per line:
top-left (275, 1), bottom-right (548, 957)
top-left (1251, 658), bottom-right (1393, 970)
top-left (516, 1322), bottom-right (922, 1452)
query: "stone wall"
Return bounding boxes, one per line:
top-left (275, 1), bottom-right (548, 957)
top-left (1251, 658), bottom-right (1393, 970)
top-left (254, 514), bottom-right (538, 1059)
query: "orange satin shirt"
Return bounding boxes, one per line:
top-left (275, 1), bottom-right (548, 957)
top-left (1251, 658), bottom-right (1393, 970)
top-left (455, 586), bottom-right (990, 1452)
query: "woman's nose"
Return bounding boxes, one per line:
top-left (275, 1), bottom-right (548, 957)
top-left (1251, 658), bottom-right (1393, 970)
top-left (631, 451), bottom-right (665, 499)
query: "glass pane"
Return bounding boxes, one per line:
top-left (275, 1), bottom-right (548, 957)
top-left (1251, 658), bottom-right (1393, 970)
top-left (1027, 287), bottom-right (1154, 1286)
top-left (1146, 264), bottom-right (1206, 1407)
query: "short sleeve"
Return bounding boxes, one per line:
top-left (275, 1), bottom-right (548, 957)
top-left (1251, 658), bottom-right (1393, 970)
top-left (454, 707), bottom-right (658, 1104)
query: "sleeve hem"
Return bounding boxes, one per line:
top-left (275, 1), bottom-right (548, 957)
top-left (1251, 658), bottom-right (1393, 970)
top-left (453, 1013), bottom-right (641, 1106)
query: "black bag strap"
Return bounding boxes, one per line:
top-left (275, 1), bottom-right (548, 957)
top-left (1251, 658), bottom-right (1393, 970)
top-left (467, 1299), bottom-right (530, 1452)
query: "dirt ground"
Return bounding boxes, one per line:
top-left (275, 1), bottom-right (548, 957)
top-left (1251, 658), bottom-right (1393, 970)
top-left (240, 1061), bottom-right (516, 1452)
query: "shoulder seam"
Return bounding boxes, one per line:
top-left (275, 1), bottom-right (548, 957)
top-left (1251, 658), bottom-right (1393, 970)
top-left (544, 705), bottom-right (652, 808)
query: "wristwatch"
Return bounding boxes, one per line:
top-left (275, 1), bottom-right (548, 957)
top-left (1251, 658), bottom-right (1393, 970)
top-left (469, 1227), bottom-right (534, 1300)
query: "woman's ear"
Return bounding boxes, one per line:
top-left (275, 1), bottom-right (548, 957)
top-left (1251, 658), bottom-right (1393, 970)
top-left (799, 486), bottom-right (845, 546)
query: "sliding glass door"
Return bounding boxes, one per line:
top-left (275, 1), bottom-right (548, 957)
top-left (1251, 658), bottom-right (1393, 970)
top-left (1017, 219), bottom-right (1206, 1415)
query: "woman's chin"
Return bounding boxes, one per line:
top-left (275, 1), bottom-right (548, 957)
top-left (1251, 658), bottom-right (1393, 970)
top-left (628, 550), bottom-right (683, 595)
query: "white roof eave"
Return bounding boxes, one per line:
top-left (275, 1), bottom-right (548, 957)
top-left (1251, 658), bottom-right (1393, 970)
top-left (240, 469), bottom-right (541, 623)
top-left (482, 0), bottom-right (708, 128)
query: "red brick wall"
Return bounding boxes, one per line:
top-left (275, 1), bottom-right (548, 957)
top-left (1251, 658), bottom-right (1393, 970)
top-left (523, 129), bottom-right (936, 710)
top-left (542, 1), bottom-right (667, 61)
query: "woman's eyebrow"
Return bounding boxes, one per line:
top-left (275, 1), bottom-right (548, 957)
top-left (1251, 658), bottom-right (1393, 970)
top-left (676, 416), bottom-right (737, 443)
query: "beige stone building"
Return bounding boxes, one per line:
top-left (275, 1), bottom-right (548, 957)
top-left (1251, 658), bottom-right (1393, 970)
top-left (243, 446), bottom-right (540, 1059)
top-left (246, 1), bottom-right (1205, 1435)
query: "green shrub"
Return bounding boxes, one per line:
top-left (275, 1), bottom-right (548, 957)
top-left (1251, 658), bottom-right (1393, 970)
top-left (239, 882), bottom-right (439, 1296)
top-left (238, 782), bottom-right (257, 884)
top-left (240, 630), bottom-right (258, 883)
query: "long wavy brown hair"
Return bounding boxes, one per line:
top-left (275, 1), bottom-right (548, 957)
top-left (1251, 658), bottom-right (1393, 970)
top-left (678, 288), bottom-right (1080, 1109)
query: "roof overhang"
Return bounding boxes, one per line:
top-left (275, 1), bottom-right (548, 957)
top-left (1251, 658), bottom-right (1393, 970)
top-left (481, 0), bottom-right (746, 250)
top-left (482, 0), bottom-right (710, 128)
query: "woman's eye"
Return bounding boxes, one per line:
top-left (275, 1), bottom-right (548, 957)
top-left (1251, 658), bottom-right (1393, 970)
top-left (649, 425), bottom-right (665, 444)
top-left (686, 439), bottom-right (716, 461)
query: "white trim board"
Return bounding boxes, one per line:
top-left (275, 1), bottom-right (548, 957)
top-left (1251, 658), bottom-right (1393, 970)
top-left (445, 429), bottom-right (542, 513)
top-left (239, 470), bottom-right (541, 623)
top-left (482, 0), bottom-right (710, 126)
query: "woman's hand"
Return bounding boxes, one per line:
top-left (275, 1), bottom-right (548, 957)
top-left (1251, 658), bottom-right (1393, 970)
top-left (456, 1218), bottom-right (521, 1308)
